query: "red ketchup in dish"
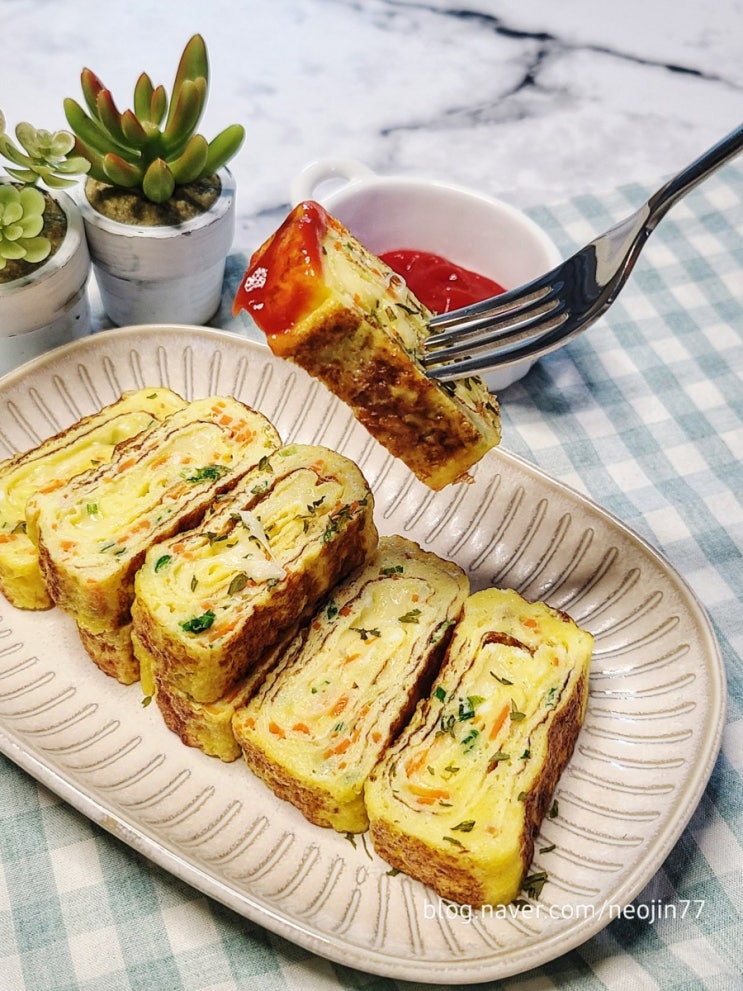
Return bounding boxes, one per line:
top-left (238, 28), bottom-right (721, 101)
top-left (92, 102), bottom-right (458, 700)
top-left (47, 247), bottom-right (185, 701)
top-left (379, 249), bottom-right (506, 314)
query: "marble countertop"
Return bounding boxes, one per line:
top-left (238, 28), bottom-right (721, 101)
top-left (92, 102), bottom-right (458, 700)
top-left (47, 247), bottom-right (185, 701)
top-left (1, 3), bottom-right (741, 991)
top-left (2, 0), bottom-right (741, 252)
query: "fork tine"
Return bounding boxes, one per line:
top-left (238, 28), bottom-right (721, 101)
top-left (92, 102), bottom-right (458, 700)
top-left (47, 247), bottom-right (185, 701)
top-left (422, 308), bottom-right (569, 371)
top-left (425, 313), bottom-right (577, 381)
top-left (422, 281), bottom-right (565, 362)
top-left (426, 267), bottom-right (559, 336)
top-left (424, 284), bottom-right (561, 351)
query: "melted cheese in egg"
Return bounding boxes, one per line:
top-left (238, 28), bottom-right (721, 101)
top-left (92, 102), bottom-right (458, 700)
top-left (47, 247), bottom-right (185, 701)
top-left (141, 463), bottom-right (354, 637)
top-left (133, 443), bottom-right (378, 706)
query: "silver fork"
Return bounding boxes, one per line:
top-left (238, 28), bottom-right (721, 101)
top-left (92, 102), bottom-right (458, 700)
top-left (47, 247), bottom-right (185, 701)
top-left (422, 122), bottom-right (743, 382)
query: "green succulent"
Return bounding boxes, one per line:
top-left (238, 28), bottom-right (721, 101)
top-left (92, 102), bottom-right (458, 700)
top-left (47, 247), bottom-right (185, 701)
top-left (0, 111), bottom-right (89, 273)
top-left (0, 184), bottom-right (51, 269)
top-left (0, 110), bottom-right (91, 189)
top-left (63, 33), bottom-right (246, 204)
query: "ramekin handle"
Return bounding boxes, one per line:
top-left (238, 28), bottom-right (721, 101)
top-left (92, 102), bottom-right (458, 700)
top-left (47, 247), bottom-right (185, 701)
top-left (290, 158), bottom-right (376, 205)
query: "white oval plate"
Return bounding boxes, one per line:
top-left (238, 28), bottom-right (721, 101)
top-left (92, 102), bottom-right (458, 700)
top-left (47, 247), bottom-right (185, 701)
top-left (0, 326), bottom-right (725, 985)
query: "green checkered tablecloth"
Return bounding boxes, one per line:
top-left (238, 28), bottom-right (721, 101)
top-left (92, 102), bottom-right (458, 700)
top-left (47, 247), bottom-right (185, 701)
top-left (1, 163), bottom-right (741, 991)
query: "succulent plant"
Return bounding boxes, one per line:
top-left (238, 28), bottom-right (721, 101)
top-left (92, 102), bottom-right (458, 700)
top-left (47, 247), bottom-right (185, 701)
top-left (0, 111), bottom-right (90, 273)
top-left (0, 110), bottom-right (91, 189)
top-left (64, 34), bottom-right (246, 205)
top-left (0, 184), bottom-right (51, 269)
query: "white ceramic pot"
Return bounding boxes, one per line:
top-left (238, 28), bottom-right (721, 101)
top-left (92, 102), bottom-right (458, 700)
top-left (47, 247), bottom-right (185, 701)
top-left (291, 159), bottom-right (561, 392)
top-left (76, 167), bottom-right (236, 327)
top-left (0, 186), bottom-right (91, 378)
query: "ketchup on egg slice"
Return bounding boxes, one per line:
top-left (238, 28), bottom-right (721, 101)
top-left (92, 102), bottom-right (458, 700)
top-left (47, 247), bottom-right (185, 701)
top-left (232, 200), bottom-right (331, 351)
top-left (379, 249), bottom-right (505, 314)
top-left (233, 200), bottom-right (507, 346)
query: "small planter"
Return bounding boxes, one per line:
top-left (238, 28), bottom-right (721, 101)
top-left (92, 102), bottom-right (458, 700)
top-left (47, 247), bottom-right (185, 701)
top-left (0, 187), bottom-right (91, 377)
top-left (75, 167), bottom-right (236, 327)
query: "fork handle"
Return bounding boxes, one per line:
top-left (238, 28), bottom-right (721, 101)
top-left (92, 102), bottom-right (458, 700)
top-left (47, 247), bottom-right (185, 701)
top-left (646, 121), bottom-right (743, 229)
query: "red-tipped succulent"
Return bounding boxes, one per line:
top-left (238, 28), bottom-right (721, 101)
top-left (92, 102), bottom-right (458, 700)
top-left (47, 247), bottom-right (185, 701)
top-left (64, 34), bottom-right (245, 204)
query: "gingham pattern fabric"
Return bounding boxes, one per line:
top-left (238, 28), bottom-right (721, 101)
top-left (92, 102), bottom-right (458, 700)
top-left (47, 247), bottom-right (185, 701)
top-left (1, 164), bottom-right (741, 991)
